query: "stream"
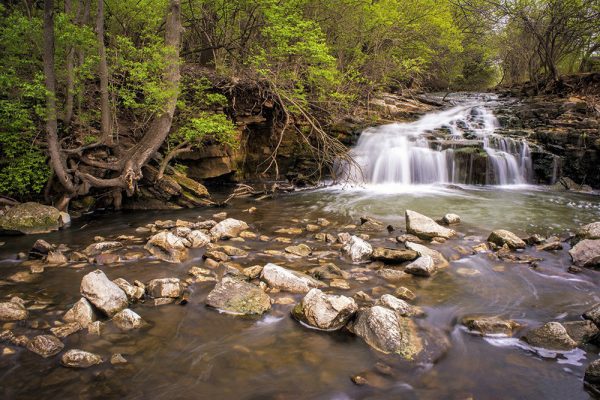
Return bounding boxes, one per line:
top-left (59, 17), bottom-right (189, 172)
top-left (1, 97), bottom-right (600, 399)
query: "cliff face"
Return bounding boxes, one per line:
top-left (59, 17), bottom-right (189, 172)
top-left (495, 74), bottom-right (600, 188)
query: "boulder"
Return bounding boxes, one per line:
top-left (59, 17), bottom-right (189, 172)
top-left (285, 244), bottom-right (312, 257)
top-left (80, 270), bottom-right (128, 317)
top-left (292, 288), bottom-right (358, 330)
top-left (112, 309), bottom-right (145, 330)
top-left (405, 241), bottom-right (449, 268)
top-left (404, 255), bottom-right (436, 277)
top-left (348, 306), bottom-right (423, 360)
top-left (206, 276), bottom-right (271, 315)
top-left (210, 218), bottom-right (249, 240)
top-left (375, 294), bottom-right (415, 317)
top-left (113, 278), bottom-right (145, 302)
top-left (26, 335), bottom-right (64, 358)
top-left (0, 301), bottom-right (28, 321)
top-left (442, 213), bottom-right (461, 225)
top-left (144, 232), bottom-right (189, 263)
top-left (371, 247), bottom-right (418, 263)
top-left (575, 222), bottom-right (600, 243)
top-left (522, 322), bottom-right (577, 350)
top-left (405, 210), bottom-right (455, 240)
top-left (487, 230), bottom-right (526, 250)
top-left (569, 239), bottom-right (600, 268)
top-left (341, 236), bottom-right (373, 263)
top-left (0, 202), bottom-right (62, 234)
top-left (585, 359), bottom-right (600, 395)
top-left (260, 263), bottom-right (326, 293)
top-left (61, 349), bottom-right (103, 368)
top-left (63, 298), bottom-right (96, 326)
top-left (146, 278), bottom-right (181, 298)
top-left (462, 316), bottom-right (520, 336)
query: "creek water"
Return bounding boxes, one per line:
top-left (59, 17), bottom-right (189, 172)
top-left (1, 101), bottom-right (600, 399)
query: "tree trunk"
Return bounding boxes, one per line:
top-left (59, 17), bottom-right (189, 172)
top-left (43, 0), bottom-right (76, 200)
top-left (64, 0), bottom-right (74, 125)
top-left (97, 0), bottom-right (112, 144)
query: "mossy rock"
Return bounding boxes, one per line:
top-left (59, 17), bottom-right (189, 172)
top-left (0, 202), bottom-right (62, 234)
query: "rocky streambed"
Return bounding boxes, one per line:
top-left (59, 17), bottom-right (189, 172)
top-left (1, 186), bottom-right (600, 399)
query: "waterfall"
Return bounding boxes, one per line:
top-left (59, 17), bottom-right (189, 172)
top-left (338, 103), bottom-right (533, 186)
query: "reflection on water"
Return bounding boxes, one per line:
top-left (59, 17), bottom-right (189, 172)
top-left (0, 184), bottom-right (599, 400)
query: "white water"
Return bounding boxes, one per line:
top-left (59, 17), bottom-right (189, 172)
top-left (339, 103), bottom-right (533, 185)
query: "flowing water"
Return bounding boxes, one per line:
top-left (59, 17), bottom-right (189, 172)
top-left (1, 99), bottom-right (600, 400)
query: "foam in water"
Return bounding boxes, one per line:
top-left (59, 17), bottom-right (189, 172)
top-left (338, 103), bottom-right (533, 185)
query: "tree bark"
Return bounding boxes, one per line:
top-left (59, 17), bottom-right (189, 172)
top-left (97, 0), bottom-right (112, 144)
top-left (64, 0), bottom-right (74, 124)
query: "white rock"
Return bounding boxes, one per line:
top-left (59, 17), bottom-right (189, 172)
top-left (147, 278), bottom-right (181, 298)
top-left (293, 288), bottom-right (357, 330)
top-left (406, 210), bottom-right (455, 240)
top-left (210, 218), bottom-right (249, 240)
top-left (112, 308), bottom-right (144, 330)
top-left (80, 270), bottom-right (128, 317)
top-left (261, 263), bottom-right (325, 293)
top-left (341, 236), bottom-right (373, 263)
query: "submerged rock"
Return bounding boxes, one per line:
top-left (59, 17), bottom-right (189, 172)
top-left (341, 236), bottom-right (373, 263)
top-left (146, 278), bottom-right (181, 298)
top-left (80, 270), bottom-right (128, 317)
top-left (462, 316), bottom-right (520, 336)
top-left (210, 218), bottom-right (249, 240)
top-left (404, 255), bottom-right (435, 277)
top-left (394, 287), bottom-right (416, 301)
top-left (348, 306), bottom-right (423, 359)
top-left (112, 309), bottom-right (145, 330)
top-left (405, 210), bottom-right (455, 240)
top-left (522, 322), bottom-right (577, 351)
top-left (26, 335), bottom-right (64, 358)
top-left (144, 232), bottom-right (189, 263)
top-left (206, 276), bottom-right (271, 315)
top-left (63, 298), bottom-right (96, 326)
top-left (285, 244), bottom-right (312, 257)
top-left (0, 202), bottom-right (62, 234)
top-left (442, 213), bottom-right (461, 225)
top-left (487, 230), bottom-right (526, 250)
top-left (0, 301), bottom-right (28, 321)
top-left (292, 288), bottom-right (358, 330)
top-left (261, 263), bottom-right (325, 293)
top-left (371, 247), bottom-right (418, 263)
top-left (61, 349), bottom-right (102, 368)
top-left (569, 239), bottom-right (600, 268)
top-left (308, 263), bottom-right (350, 280)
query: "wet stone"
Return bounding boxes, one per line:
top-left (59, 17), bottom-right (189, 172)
top-left (147, 278), bottom-right (181, 298)
top-left (404, 255), bottom-right (436, 277)
top-left (522, 322), bottom-right (577, 351)
top-left (394, 286), bottom-right (416, 301)
top-left (112, 309), bottom-right (145, 330)
top-left (292, 288), bottom-right (358, 330)
top-left (61, 349), bottom-right (102, 368)
top-left (206, 276), bottom-right (271, 315)
top-left (80, 270), bottom-right (128, 317)
top-left (0, 301), bottom-right (28, 321)
top-left (26, 335), bottom-right (64, 358)
top-left (462, 316), bottom-right (520, 337)
top-left (50, 322), bottom-right (82, 338)
top-left (487, 229), bottom-right (526, 250)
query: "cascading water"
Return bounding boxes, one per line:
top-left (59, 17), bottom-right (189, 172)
top-left (339, 103), bottom-right (533, 185)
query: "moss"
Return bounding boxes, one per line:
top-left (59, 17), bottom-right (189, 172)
top-left (0, 202), bottom-right (61, 234)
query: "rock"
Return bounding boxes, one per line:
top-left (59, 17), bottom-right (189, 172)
top-left (285, 244), bottom-right (312, 257)
top-left (50, 322), bottom-right (82, 338)
top-left (113, 278), bottom-right (144, 302)
top-left (110, 353), bottom-right (128, 365)
top-left (585, 359), bottom-right (600, 394)
top-left (371, 247), bottom-right (418, 263)
top-left (315, 232), bottom-right (337, 243)
top-left (206, 276), bottom-right (271, 315)
top-left (26, 335), bottom-right (64, 358)
top-left (80, 270), bottom-right (128, 317)
top-left (94, 252), bottom-right (120, 265)
top-left (376, 269), bottom-right (410, 282)
top-left (63, 298), bottom-right (96, 326)
top-left (0, 301), bottom-right (28, 321)
top-left (87, 321), bottom-right (103, 335)
top-left (44, 250), bottom-right (68, 265)
top-left (348, 306), bottom-right (423, 359)
top-left (317, 218), bottom-right (330, 227)
top-left (186, 230), bottom-right (211, 248)
top-left (216, 245), bottom-right (248, 257)
top-left (536, 241), bottom-right (563, 251)
top-left (261, 263), bottom-right (326, 293)
top-left (404, 255), bottom-right (435, 277)
top-left (576, 222), bottom-right (600, 243)
top-left (29, 239), bottom-right (54, 258)
top-left (83, 241), bottom-right (123, 257)
top-left (487, 230), bottom-right (526, 250)
top-left (210, 218), bottom-right (249, 240)
top-left (405, 241), bottom-right (449, 268)
top-left (330, 279), bottom-right (350, 289)
top-left (562, 321), bottom-right (599, 345)
top-left (405, 210), bottom-right (455, 240)
top-left (112, 309), bottom-right (145, 330)
top-left (522, 322), bottom-right (577, 351)
top-left (7, 271), bottom-right (39, 283)
top-left (442, 213), bottom-right (461, 225)
top-left (583, 304), bottom-right (600, 328)
top-left (61, 349), bottom-right (102, 368)
top-left (144, 232), bottom-right (189, 263)
top-left (308, 263), bottom-right (349, 280)
top-left (0, 202), bottom-right (62, 234)
top-left (358, 216), bottom-right (385, 232)
top-left (375, 294), bottom-right (415, 317)
top-left (274, 227), bottom-right (303, 235)
top-left (146, 278), bottom-right (181, 298)
top-left (292, 288), bottom-right (358, 330)
top-left (306, 224), bottom-right (320, 232)
top-left (569, 239), bottom-right (600, 268)
top-left (525, 234), bottom-right (545, 245)
top-left (341, 236), bottom-right (373, 263)
top-left (394, 287), bottom-right (416, 301)
top-left (462, 316), bottom-right (520, 336)
top-left (204, 250), bottom-right (229, 262)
